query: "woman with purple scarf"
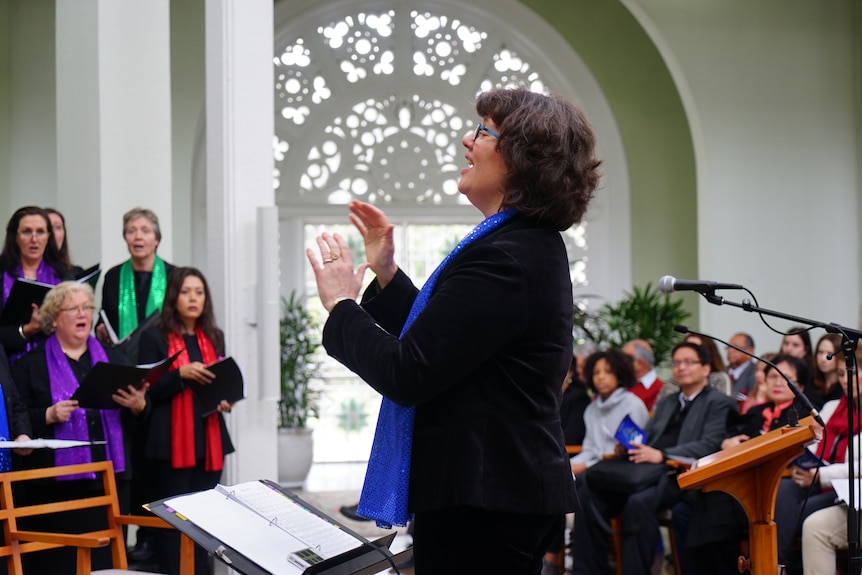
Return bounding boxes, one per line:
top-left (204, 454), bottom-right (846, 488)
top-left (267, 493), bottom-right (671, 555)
top-left (307, 88), bottom-right (601, 574)
top-left (12, 281), bottom-right (147, 574)
top-left (0, 206), bottom-right (70, 363)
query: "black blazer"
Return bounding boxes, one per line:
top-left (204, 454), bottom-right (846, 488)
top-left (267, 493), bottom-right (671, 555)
top-left (99, 260), bottom-right (176, 337)
top-left (323, 216), bottom-right (578, 515)
top-left (647, 385), bottom-right (736, 460)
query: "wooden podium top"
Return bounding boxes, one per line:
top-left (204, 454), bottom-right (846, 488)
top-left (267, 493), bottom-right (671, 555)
top-left (678, 416), bottom-right (817, 490)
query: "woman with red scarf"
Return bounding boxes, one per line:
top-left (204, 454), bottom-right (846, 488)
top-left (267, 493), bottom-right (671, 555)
top-left (774, 344), bottom-right (862, 574)
top-left (138, 267), bottom-right (234, 575)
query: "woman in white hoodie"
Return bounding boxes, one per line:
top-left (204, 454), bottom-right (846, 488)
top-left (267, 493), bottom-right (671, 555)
top-left (570, 348), bottom-right (650, 476)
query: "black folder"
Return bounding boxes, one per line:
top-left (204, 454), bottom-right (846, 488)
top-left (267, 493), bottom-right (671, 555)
top-left (0, 278), bottom-right (53, 325)
top-left (74, 264), bottom-right (101, 290)
top-left (189, 357), bottom-right (245, 416)
top-left (71, 350), bottom-right (182, 409)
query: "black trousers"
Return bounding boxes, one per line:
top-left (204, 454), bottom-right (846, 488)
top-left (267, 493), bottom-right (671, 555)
top-left (148, 458), bottom-right (222, 575)
top-left (571, 476), bottom-right (681, 575)
top-left (413, 506), bottom-right (562, 575)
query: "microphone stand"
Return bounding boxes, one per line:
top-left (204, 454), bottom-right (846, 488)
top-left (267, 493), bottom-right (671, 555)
top-left (691, 289), bottom-right (862, 575)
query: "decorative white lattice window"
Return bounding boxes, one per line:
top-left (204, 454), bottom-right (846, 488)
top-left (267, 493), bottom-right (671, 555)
top-left (274, 7), bottom-right (551, 207)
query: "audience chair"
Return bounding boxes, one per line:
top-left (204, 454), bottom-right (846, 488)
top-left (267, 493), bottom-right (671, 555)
top-left (0, 460), bottom-right (194, 575)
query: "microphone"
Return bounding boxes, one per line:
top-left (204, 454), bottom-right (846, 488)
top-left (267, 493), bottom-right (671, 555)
top-left (674, 324), bottom-right (825, 426)
top-left (658, 275), bottom-right (744, 294)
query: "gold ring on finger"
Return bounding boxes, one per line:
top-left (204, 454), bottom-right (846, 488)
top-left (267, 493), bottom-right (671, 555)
top-left (330, 253), bottom-right (341, 261)
top-left (323, 258), bottom-right (333, 264)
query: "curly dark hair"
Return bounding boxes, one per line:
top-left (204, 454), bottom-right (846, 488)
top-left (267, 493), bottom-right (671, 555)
top-left (583, 348), bottom-right (636, 394)
top-left (475, 88), bottom-right (602, 230)
top-left (0, 206), bottom-right (65, 277)
top-left (158, 267), bottom-right (223, 352)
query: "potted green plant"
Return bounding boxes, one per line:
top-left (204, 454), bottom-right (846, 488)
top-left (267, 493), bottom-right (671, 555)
top-left (277, 291), bottom-right (321, 487)
top-left (575, 282), bottom-right (691, 368)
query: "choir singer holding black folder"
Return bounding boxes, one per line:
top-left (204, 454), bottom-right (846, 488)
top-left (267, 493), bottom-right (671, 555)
top-left (306, 88), bottom-right (601, 574)
top-left (11, 281), bottom-right (147, 574)
top-left (138, 267), bottom-right (235, 575)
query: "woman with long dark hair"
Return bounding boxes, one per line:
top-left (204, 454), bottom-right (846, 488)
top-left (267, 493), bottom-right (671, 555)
top-left (138, 267), bottom-right (234, 575)
top-left (0, 206), bottom-right (68, 362)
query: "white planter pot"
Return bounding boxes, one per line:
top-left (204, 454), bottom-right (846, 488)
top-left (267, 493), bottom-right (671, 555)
top-left (278, 427), bottom-right (314, 488)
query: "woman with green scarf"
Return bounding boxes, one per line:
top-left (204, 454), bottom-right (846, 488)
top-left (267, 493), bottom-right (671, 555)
top-left (96, 207), bottom-right (175, 360)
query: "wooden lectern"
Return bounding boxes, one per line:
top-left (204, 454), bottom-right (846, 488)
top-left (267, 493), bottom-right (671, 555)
top-left (677, 417), bottom-right (818, 575)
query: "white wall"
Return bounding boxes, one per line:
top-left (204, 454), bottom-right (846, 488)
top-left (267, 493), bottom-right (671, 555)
top-left (630, 0), bottom-right (860, 351)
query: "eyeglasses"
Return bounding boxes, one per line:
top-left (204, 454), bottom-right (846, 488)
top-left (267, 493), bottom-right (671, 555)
top-left (671, 359), bottom-right (702, 368)
top-left (60, 305), bottom-right (96, 315)
top-left (18, 230), bottom-right (48, 240)
top-left (473, 123), bottom-right (500, 142)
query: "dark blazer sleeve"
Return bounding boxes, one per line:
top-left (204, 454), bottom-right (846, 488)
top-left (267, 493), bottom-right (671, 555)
top-left (359, 269), bottom-right (418, 335)
top-left (323, 241), bottom-right (531, 407)
top-left (0, 346), bottom-right (30, 438)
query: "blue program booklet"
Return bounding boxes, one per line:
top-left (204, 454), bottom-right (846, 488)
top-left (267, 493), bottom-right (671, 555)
top-left (615, 414), bottom-right (648, 449)
top-left (792, 449), bottom-right (826, 470)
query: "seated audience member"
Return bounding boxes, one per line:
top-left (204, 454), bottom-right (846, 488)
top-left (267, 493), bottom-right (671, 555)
top-left (781, 326), bottom-right (814, 371)
top-left (813, 333), bottom-right (843, 402)
top-left (560, 351), bottom-right (591, 446)
top-left (740, 353), bottom-right (775, 414)
top-left (569, 348), bottom-right (649, 476)
top-left (571, 342), bottom-right (735, 575)
top-left (682, 334), bottom-right (731, 396)
top-left (773, 345), bottom-right (861, 574)
top-left (726, 332), bottom-right (756, 398)
top-left (800, 343), bottom-right (862, 575)
top-left (673, 355), bottom-right (809, 575)
top-left (622, 339), bottom-right (664, 411)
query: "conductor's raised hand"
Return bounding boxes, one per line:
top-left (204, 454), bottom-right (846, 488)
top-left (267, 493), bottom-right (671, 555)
top-left (306, 232), bottom-right (369, 312)
top-left (348, 200), bottom-right (398, 288)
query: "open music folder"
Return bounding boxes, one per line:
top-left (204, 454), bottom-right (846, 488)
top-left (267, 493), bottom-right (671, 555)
top-left (146, 480), bottom-right (402, 575)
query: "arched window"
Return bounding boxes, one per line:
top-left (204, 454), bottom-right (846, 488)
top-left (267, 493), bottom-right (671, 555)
top-left (274, 0), bottom-right (629, 461)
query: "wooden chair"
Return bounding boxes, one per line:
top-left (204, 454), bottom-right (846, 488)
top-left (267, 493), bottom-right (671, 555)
top-left (0, 460), bottom-right (195, 575)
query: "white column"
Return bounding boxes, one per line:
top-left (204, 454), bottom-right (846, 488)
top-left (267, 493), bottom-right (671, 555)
top-left (205, 0), bottom-right (278, 484)
top-left (56, 0), bottom-right (173, 271)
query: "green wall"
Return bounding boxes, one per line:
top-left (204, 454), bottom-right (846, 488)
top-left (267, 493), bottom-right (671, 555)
top-left (520, 0), bottom-right (699, 322)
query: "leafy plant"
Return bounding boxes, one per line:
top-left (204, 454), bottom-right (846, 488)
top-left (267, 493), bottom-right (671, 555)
top-left (278, 291), bottom-right (321, 429)
top-left (576, 283), bottom-right (691, 367)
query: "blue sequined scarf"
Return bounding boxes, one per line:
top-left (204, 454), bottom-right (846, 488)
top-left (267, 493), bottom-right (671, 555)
top-left (357, 208), bottom-right (517, 527)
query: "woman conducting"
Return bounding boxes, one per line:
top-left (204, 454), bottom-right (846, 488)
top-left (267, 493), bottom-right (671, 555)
top-left (307, 87), bottom-right (601, 574)
top-left (138, 267), bottom-right (235, 575)
top-left (12, 281), bottom-right (147, 573)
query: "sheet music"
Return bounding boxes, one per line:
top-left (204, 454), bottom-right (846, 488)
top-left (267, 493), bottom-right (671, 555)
top-left (0, 439), bottom-right (106, 449)
top-left (217, 481), bottom-right (361, 557)
top-left (831, 478), bottom-right (862, 510)
top-left (165, 489), bottom-right (306, 574)
top-left (164, 481), bottom-right (363, 574)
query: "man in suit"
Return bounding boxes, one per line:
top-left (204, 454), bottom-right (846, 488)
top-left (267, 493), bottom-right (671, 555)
top-left (623, 339), bottom-right (664, 411)
top-left (726, 332), bottom-right (756, 398)
top-left (571, 342), bottom-right (736, 575)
